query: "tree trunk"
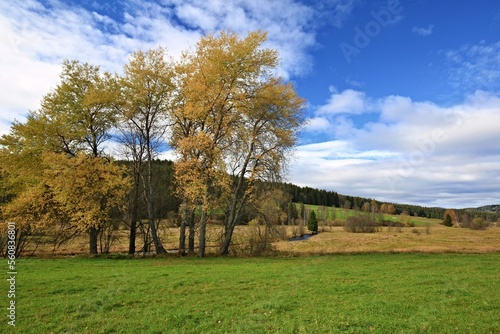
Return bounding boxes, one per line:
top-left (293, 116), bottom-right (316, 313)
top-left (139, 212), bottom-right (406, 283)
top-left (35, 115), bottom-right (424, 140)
top-left (220, 180), bottom-right (248, 256)
top-left (147, 155), bottom-right (165, 254)
top-left (198, 209), bottom-right (207, 257)
top-left (220, 144), bottom-right (254, 256)
top-left (89, 227), bottom-right (99, 255)
top-left (128, 181), bottom-right (140, 255)
top-left (128, 220), bottom-right (137, 255)
top-left (220, 223), bottom-right (235, 256)
top-left (188, 210), bottom-right (195, 254)
top-left (178, 204), bottom-right (187, 256)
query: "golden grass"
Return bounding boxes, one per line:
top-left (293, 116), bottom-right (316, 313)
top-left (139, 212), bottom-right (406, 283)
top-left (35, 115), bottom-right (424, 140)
top-left (275, 222), bottom-right (500, 255)
top-left (27, 219), bottom-right (500, 256)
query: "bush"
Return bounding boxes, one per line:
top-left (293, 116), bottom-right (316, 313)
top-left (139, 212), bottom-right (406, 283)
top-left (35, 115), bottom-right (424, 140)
top-left (344, 215), bottom-right (379, 233)
top-left (379, 219), bottom-right (403, 227)
top-left (231, 220), bottom-right (287, 256)
top-left (470, 218), bottom-right (489, 230)
top-left (291, 224), bottom-right (305, 238)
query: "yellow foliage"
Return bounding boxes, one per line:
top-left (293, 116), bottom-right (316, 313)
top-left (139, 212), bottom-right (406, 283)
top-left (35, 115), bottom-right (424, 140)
top-left (42, 153), bottom-right (131, 232)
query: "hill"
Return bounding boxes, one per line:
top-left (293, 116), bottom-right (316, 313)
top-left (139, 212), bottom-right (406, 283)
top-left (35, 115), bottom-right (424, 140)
top-left (476, 204), bottom-right (500, 213)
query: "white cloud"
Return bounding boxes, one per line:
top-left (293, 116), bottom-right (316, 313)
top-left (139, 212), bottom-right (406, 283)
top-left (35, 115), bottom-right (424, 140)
top-left (294, 90), bottom-right (500, 208)
top-left (444, 40), bottom-right (500, 93)
top-left (0, 0), bottom-right (320, 138)
top-left (317, 0), bottom-right (359, 28)
top-left (316, 89), bottom-right (371, 115)
top-left (169, 0), bottom-right (317, 78)
top-left (305, 117), bottom-right (332, 133)
top-left (412, 24), bottom-right (434, 36)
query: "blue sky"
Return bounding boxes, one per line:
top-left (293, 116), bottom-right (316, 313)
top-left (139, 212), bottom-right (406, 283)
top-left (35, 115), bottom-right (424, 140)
top-left (1, 0), bottom-right (499, 208)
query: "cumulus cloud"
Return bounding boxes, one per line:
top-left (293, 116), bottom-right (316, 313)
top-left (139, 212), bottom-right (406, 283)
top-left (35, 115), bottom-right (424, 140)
top-left (316, 89), bottom-right (371, 115)
top-left (305, 117), bottom-right (332, 133)
top-left (294, 90), bottom-right (500, 208)
top-left (0, 0), bottom-right (322, 137)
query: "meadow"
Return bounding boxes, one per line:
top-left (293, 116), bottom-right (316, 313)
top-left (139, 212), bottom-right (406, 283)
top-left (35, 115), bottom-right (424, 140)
top-left (36, 212), bottom-right (500, 256)
top-left (4, 253), bottom-right (500, 333)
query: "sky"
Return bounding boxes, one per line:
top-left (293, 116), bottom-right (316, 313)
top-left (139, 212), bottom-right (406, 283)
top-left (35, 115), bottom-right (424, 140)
top-left (1, 0), bottom-right (499, 209)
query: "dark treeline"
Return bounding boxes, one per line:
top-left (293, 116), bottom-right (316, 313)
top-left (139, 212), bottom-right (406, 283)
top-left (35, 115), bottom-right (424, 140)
top-left (117, 159), bottom-right (181, 221)
top-left (136, 170), bottom-right (497, 223)
top-left (275, 182), bottom-right (446, 219)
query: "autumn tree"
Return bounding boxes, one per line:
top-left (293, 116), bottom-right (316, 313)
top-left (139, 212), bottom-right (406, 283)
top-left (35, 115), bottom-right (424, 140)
top-left (444, 209), bottom-right (457, 227)
top-left (215, 31), bottom-right (305, 255)
top-left (370, 200), bottom-right (379, 214)
top-left (117, 121), bottom-right (147, 254)
top-left (43, 153), bottom-right (130, 253)
top-left (118, 48), bottom-right (175, 255)
top-left (171, 30), bottom-right (304, 256)
top-left (0, 60), bottom-right (123, 254)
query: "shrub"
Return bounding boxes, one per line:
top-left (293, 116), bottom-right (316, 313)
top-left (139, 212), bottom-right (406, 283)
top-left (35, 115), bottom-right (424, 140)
top-left (344, 215), bottom-right (379, 233)
top-left (291, 224), bottom-right (305, 238)
top-left (231, 220), bottom-right (288, 256)
top-left (379, 219), bottom-right (403, 227)
top-left (470, 218), bottom-right (489, 230)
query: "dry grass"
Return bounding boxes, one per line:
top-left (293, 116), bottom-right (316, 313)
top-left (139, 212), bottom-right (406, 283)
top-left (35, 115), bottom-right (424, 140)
top-left (26, 218), bottom-right (500, 256)
top-left (275, 221), bottom-right (500, 255)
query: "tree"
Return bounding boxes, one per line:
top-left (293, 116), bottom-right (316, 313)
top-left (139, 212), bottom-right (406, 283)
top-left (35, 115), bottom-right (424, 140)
top-left (308, 210), bottom-right (318, 233)
top-left (444, 209), bottom-right (457, 226)
top-left (43, 153), bottom-right (130, 253)
top-left (1, 60), bottom-right (121, 254)
top-left (443, 213), bottom-right (453, 227)
top-left (170, 30), bottom-right (305, 256)
top-left (287, 202), bottom-right (298, 225)
top-left (119, 48), bottom-right (175, 254)
top-left (218, 31), bottom-right (305, 255)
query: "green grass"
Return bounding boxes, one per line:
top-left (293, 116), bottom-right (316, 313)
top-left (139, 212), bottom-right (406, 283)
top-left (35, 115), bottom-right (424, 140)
top-left (302, 204), bottom-right (437, 226)
top-left (5, 254), bottom-right (500, 333)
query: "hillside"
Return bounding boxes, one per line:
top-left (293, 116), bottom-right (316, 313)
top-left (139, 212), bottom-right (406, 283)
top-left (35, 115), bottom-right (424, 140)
top-left (476, 204), bottom-right (500, 213)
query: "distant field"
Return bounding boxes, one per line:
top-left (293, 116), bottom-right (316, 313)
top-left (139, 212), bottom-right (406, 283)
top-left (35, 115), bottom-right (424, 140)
top-left (276, 222), bottom-right (500, 255)
top-left (302, 205), bottom-right (435, 226)
top-left (7, 254), bottom-right (500, 333)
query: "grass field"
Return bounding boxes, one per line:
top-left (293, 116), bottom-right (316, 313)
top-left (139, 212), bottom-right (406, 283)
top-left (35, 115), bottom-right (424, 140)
top-left (277, 223), bottom-right (500, 255)
top-left (5, 253), bottom-right (500, 333)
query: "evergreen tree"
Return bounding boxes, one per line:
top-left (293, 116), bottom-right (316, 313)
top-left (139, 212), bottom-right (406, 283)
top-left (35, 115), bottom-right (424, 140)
top-left (308, 210), bottom-right (318, 233)
top-left (443, 213), bottom-right (453, 227)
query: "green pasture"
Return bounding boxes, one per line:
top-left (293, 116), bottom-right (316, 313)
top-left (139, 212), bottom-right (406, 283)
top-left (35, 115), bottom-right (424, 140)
top-left (5, 253), bottom-right (499, 333)
top-left (301, 204), bottom-right (435, 226)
